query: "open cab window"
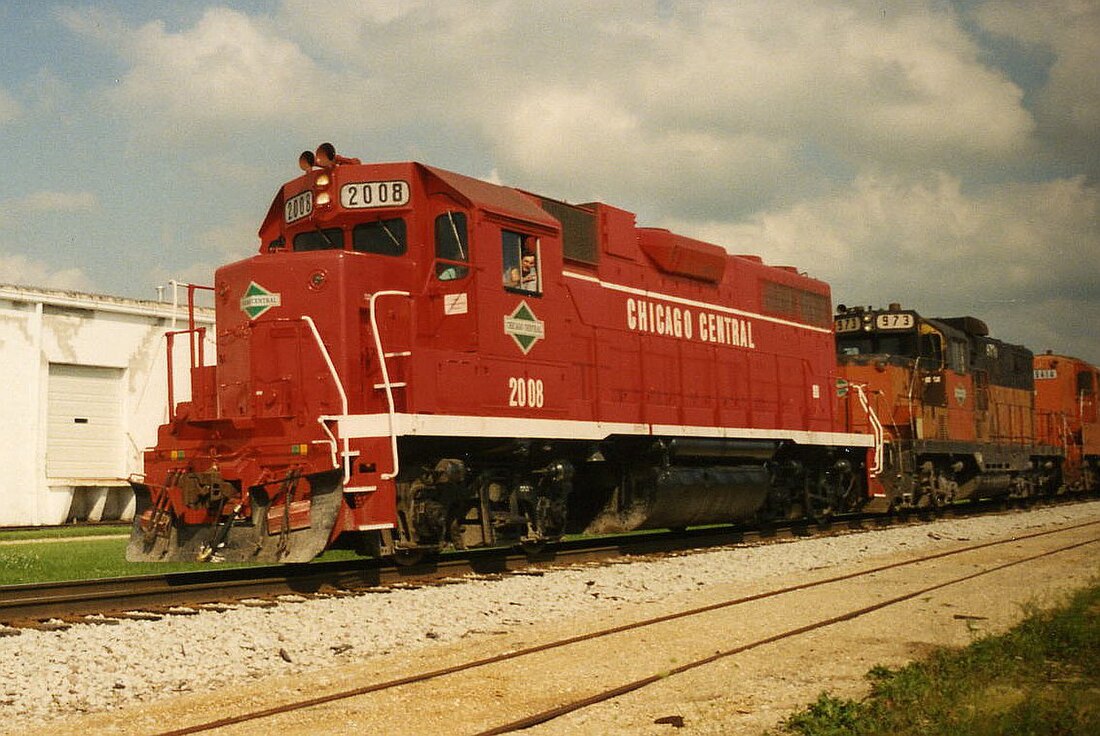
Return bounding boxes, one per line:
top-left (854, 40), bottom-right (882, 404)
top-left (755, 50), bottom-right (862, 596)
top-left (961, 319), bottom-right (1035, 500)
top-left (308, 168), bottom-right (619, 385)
top-left (502, 230), bottom-right (541, 295)
top-left (434, 211), bottom-right (469, 280)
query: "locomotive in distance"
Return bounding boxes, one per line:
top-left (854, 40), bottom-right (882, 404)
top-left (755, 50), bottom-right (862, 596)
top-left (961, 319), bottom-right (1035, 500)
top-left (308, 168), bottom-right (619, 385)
top-left (127, 143), bottom-right (1099, 563)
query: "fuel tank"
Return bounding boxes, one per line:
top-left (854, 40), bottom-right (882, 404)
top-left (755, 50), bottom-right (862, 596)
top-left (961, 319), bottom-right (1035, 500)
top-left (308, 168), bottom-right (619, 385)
top-left (585, 464), bottom-right (771, 534)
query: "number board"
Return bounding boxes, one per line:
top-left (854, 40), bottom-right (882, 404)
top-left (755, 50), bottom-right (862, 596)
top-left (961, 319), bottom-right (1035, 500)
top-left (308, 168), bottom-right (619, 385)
top-left (340, 181), bottom-right (410, 209)
top-left (835, 316), bottom-right (862, 333)
top-left (875, 313), bottom-right (915, 330)
top-left (284, 190), bottom-right (313, 223)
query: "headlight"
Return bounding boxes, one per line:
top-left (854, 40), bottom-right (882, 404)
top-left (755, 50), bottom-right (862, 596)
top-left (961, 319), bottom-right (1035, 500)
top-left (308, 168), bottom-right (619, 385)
top-left (316, 191), bottom-right (331, 206)
top-left (314, 173), bottom-right (330, 187)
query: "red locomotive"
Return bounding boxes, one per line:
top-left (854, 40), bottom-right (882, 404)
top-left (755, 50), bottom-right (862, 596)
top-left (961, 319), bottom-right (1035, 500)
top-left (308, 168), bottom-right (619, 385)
top-left (128, 144), bottom-right (875, 563)
top-left (128, 144), bottom-right (1095, 564)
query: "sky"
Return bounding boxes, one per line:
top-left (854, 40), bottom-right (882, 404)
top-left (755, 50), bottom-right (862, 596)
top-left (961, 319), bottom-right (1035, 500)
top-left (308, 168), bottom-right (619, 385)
top-left (0, 0), bottom-right (1097, 364)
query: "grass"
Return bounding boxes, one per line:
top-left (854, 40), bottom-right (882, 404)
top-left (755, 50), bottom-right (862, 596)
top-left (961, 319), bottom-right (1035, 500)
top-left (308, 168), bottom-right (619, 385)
top-left (0, 524), bottom-right (131, 542)
top-left (0, 522), bottom-right (644, 586)
top-left (775, 581), bottom-right (1100, 736)
top-left (0, 528), bottom-right (364, 585)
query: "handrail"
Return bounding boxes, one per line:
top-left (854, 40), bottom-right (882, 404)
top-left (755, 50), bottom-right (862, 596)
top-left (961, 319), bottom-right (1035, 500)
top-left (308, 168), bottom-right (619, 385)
top-left (301, 316), bottom-right (350, 481)
top-left (165, 326), bottom-right (205, 420)
top-left (164, 282), bottom-right (215, 420)
top-left (852, 382), bottom-right (885, 476)
top-left (368, 290), bottom-right (412, 480)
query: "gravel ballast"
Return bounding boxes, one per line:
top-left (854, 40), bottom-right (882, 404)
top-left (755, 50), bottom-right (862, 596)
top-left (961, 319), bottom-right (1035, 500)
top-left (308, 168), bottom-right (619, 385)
top-left (2, 501), bottom-right (1099, 733)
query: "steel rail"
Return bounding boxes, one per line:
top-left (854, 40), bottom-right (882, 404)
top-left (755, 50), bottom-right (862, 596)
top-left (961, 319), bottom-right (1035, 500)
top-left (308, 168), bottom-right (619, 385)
top-left (477, 532), bottom-right (1100, 735)
top-left (0, 524), bottom-right (783, 626)
top-left (0, 499), bottom-right (1073, 626)
top-left (147, 517), bottom-right (1100, 736)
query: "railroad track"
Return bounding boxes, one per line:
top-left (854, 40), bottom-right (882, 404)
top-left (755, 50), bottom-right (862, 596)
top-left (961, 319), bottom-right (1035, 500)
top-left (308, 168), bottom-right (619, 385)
top-left (0, 522), bottom-right (832, 628)
top-left (0, 499), bottom-right (1069, 629)
top-left (145, 516), bottom-right (1100, 736)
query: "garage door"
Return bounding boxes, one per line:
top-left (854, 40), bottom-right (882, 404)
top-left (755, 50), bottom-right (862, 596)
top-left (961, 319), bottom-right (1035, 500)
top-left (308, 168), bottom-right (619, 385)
top-left (46, 364), bottom-right (125, 479)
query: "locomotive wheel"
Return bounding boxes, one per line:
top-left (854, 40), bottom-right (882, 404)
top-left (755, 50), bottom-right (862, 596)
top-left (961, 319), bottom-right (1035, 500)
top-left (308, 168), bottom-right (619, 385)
top-left (802, 491), bottom-right (833, 524)
top-left (393, 547), bottom-right (428, 567)
top-left (520, 539), bottom-right (548, 557)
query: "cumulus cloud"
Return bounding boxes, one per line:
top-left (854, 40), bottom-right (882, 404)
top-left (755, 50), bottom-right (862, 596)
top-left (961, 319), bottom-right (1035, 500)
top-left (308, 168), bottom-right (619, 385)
top-left (0, 253), bottom-right (94, 292)
top-left (60, 1), bottom-right (1037, 197)
top-left (263, 1), bottom-right (1034, 216)
top-left (629, 2), bottom-right (1033, 167)
top-left (61, 7), bottom-right (330, 141)
top-left (975, 0), bottom-right (1100, 177)
top-left (678, 172), bottom-right (1100, 360)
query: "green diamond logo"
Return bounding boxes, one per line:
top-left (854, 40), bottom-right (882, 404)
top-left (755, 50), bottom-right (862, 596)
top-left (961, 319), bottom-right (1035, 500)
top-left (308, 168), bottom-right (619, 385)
top-left (503, 301), bottom-right (545, 355)
top-left (240, 281), bottom-right (281, 319)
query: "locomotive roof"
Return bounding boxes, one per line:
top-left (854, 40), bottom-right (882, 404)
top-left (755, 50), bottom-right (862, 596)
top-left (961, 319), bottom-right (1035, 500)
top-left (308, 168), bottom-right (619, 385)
top-left (258, 160), bottom-right (561, 243)
top-left (419, 164), bottom-right (559, 229)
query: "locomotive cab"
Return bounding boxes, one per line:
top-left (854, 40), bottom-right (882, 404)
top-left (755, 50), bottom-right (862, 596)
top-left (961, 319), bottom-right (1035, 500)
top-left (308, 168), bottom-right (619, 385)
top-left (130, 147), bottom-right (580, 561)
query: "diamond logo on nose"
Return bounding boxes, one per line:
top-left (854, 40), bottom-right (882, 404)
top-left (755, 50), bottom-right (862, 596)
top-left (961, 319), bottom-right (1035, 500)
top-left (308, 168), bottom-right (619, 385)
top-left (240, 282), bottom-right (281, 319)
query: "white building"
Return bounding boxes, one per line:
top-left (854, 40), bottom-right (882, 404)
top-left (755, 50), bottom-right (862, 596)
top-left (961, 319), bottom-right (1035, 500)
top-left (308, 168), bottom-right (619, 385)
top-left (0, 284), bottom-right (214, 526)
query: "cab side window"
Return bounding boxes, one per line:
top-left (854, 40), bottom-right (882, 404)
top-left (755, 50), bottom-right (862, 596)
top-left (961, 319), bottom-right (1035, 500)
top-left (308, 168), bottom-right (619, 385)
top-left (502, 230), bottom-right (541, 294)
top-left (434, 211), bottom-right (469, 280)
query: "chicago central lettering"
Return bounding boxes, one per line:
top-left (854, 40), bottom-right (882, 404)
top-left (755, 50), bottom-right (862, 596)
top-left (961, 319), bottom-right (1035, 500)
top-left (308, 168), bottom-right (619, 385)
top-left (626, 297), bottom-right (755, 349)
top-left (627, 297), bottom-right (693, 339)
top-left (697, 311), bottom-right (755, 348)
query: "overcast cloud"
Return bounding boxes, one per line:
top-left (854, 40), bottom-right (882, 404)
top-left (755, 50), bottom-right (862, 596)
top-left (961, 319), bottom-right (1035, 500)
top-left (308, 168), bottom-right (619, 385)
top-left (0, 0), bottom-right (1097, 362)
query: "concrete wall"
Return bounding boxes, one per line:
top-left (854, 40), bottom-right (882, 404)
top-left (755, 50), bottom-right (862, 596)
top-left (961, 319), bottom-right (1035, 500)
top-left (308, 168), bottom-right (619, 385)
top-left (0, 284), bottom-right (214, 526)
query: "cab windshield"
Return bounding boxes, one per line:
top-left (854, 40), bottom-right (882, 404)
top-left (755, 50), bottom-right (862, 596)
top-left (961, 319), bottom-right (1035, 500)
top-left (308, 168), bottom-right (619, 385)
top-left (837, 332), bottom-right (918, 358)
top-left (292, 218), bottom-right (407, 255)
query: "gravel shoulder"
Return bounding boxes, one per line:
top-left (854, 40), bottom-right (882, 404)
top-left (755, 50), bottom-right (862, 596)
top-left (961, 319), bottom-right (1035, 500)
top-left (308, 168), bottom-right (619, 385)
top-left (4, 501), bottom-right (1099, 735)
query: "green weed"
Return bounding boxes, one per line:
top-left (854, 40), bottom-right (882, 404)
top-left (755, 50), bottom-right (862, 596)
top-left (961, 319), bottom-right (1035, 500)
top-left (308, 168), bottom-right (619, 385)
top-left (775, 581), bottom-right (1100, 736)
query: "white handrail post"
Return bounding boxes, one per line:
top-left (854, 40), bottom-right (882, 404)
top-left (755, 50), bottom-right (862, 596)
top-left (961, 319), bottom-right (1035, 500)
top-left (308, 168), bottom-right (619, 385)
top-left (853, 382), bottom-right (885, 476)
top-left (301, 316), bottom-right (351, 482)
top-left (368, 290), bottom-right (411, 480)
